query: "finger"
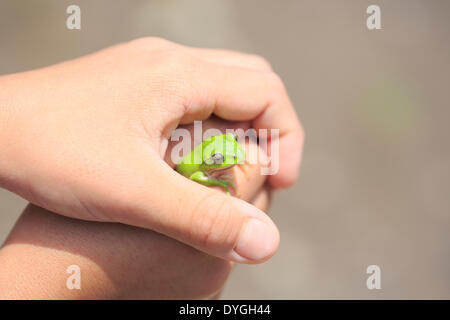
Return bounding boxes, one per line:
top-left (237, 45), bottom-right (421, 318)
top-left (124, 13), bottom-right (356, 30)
top-left (184, 48), bottom-right (273, 71)
top-left (123, 160), bottom-right (279, 264)
top-left (250, 185), bottom-right (272, 213)
top-left (230, 136), bottom-right (268, 201)
top-left (180, 61), bottom-right (304, 189)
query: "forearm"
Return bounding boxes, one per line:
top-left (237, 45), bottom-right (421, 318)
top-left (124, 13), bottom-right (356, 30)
top-left (0, 204), bottom-right (233, 299)
top-left (0, 210), bottom-right (115, 299)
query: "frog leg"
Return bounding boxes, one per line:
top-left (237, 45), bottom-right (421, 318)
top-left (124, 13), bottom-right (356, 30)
top-left (217, 173), bottom-right (241, 198)
top-left (189, 171), bottom-right (236, 195)
top-left (217, 173), bottom-right (233, 180)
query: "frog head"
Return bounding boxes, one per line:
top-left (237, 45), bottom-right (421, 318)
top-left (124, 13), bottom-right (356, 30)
top-left (202, 133), bottom-right (245, 172)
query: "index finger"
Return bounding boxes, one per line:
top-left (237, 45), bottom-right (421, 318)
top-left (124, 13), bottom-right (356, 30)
top-left (180, 59), bottom-right (304, 189)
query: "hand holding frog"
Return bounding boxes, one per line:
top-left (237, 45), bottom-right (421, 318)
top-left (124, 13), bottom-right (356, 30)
top-left (0, 38), bottom-right (304, 263)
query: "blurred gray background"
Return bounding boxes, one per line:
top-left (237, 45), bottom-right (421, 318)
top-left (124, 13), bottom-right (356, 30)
top-left (1, 0), bottom-right (449, 299)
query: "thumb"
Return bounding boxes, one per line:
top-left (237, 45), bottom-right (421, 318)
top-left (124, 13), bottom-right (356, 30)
top-left (124, 161), bottom-right (279, 264)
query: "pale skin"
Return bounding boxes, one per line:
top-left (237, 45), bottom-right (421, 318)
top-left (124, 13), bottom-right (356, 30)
top-left (0, 122), bottom-right (270, 299)
top-left (0, 38), bottom-right (303, 266)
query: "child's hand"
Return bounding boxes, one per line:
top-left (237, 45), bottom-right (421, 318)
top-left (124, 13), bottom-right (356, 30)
top-left (0, 127), bottom-right (271, 299)
top-left (0, 38), bottom-right (303, 263)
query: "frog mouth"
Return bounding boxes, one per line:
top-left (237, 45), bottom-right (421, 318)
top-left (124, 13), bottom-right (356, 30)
top-left (208, 164), bottom-right (236, 173)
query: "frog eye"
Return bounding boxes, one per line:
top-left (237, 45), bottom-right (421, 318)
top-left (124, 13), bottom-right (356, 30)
top-left (207, 153), bottom-right (224, 165)
top-left (233, 134), bottom-right (239, 142)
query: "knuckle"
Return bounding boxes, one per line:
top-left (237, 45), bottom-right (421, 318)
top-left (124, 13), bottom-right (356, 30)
top-left (150, 47), bottom-right (196, 79)
top-left (147, 37), bottom-right (175, 48)
top-left (155, 51), bottom-right (194, 92)
top-left (299, 125), bottom-right (306, 144)
top-left (154, 50), bottom-right (199, 96)
top-left (265, 71), bottom-right (287, 100)
top-left (267, 71), bottom-right (284, 89)
top-left (161, 49), bottom-right (190, 70)
top-left (128, 37), bottom-right (175, 50)
top-left (292, 116), bottom-right (305, 146)
top-left (248, 54), bottom-right (273, 71)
